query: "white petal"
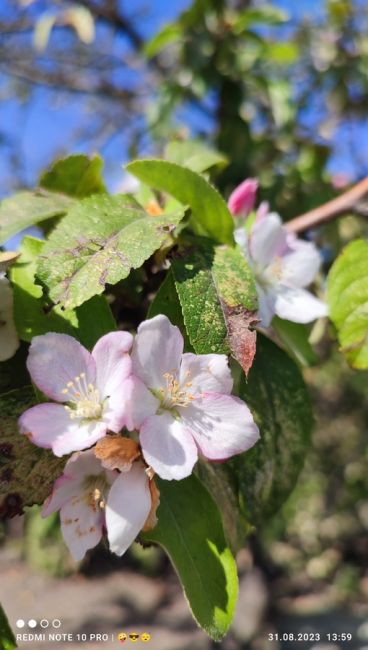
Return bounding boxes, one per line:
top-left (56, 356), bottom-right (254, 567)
top-left (180, 393), bottom-right (259, 461)
top-left (256, 285), bottom-right (277, 328)
top-left (92, 331), bottom-right (133, 399)
top-left (105, 463), bottom-right (151, 557)
top-left (274, 286), bottom-right (328, 323)
top-left (123, 376), bottom-right (159, 430)
top-left (179, 353), bottom-right (233, 395)
top-left (249, 212), bottom-right (288, 269)
top-left (0, 276), bottom-right (19, 361)
top-left (131, 315), bottom-right (183, 390)
top-left (281, 241), bottom-right (322, 288)
top-left (140, 412), bottom-right (198, 480)
top-left (60, 499), bottom-right (103, 561)
top-left (42, 475), bottom-right (80, 517)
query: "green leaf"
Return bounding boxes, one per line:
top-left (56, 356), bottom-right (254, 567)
top-left (127, 159), bottom-right (234, 245)
top-left (272, 316), bottom-right (318, 367)
top-left (165, 141), bottom-right (228, 174)
top-left (10, 237), bottom-right (77, 342)
top-left (39, 154), bottom-right (106, 197)
top-left (172, 239), bottom-right (258, 373)
top-left (0, 388), bottom-right (64, 519)
top-left (144, 23), bottom-right (182, 58)
top-left (234, 5), bottom-right (288, 32)
top-left (75, 296), bottom-right (116, 349)
top-left (38, 194), bottom-right (185, 310)
top-left (0, 603), bottom-right (17, 650)
top-left (327, 239), bottom-right (368, 369)
top-left (232, 335), bottom-right (313, 523)
top-left (0, 190), bottom-right (74, 245)
top-left (143, 475), bottom-right (238, 641)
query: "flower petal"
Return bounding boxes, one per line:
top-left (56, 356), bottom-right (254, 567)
top-left (140, 412), bottom-right (198, 480)
top-left (256, 285), bottom-right (277, 328)
top-left (179, 353), bottom-right (233, 395)
top-left (19, 403), bottom-right (107, 456)
top-left (249, 212), bottom-right (288, 269)
top-left (27, 333), bottom-right (96, 402)
top-left (42, 474), bottom-right (79, 518)
top-left (281, 241), bottom-right (322, 288)
top-left (131, 315), bottom-right (183, 390)
top-left (92, 331), bottom-right (133, 399)
top-left (123, 376), bottom-right (159, 430)
top-left (228, 178), bottom-right (258, 217)
top-left (180, 393), bottom-right (260, 461)
top-left (105, 463), bottom-right (151, 557)
top-left (274, 286), bottom-right (328, 323)
top-left (60, 498), bottom-right (103, 561)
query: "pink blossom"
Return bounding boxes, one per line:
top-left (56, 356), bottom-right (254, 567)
top-left (0, 273), bottom-right (19, 361)
top-left (235, 210), bottom-right (328, 327)
top-left (228, 178), bottom-right (258, 218)
top-left (125, 315), bottom-right (260, 481)
top-left (43, 450), bottom-right (152, 560)
top-left (19, 331), bottom-right (133, 456)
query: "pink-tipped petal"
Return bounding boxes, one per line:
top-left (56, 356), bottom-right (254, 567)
top-left (180, 393), bottom-right (259, 461)
top-left (60, 498), bottom-right (103, 561)
top-left (180, 353), bottom-right (233, 395)
top-left (274, 286), bottom-right (328, 323)
top-left (228, 178), bottom-right (258, 217)
top-left (123, 375), bottom-right (159, 431)
top-left (140, 412), bottom-right (198, 480)
top-left (131, 315), bottom-right (183, 390)
top-left (27, 333), bottom-right (96, 402)
top-left (19, 403), bottom-right (106, 456)
top-left (105, 463), bottom-right (152, 557)
top-left (92, 331), bottom-right (133, 399)
top-left (42, 474), bottom-right (78, 518)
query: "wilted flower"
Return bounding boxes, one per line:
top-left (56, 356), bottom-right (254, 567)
top-left (228, 178), bottom-right (258, 219)
top-left (43, 447), bottom-right (157, 560)
top-left (19, 331), bottom-right (133, 456)
top-left (0, 273), bottom-right (19, 361)
top-left (125, 315), bottom-right (260, 481)
top-left (235, 210), bottom-right (327, 327)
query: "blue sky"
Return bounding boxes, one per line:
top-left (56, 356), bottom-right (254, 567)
top-left (0, 0), bottom-right (366, 197)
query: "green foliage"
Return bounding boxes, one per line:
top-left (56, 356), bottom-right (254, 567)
top-left (127, 159), bottom-right (234, 245)
top-left (272, 317), bottom-right (318, 367)
top-left (0, 388), bottom-right (64, 519)
top-left (164, 140), bottom-right (228, 174)
top-left (172, 238), bottom-right (258, 374)
top-left (75, 296), bottom-right (116, 348)
top-left (327, 239), bottom-right (368, 369)
top-left (38, 194), bottom-right (185, 309)
top-left (0, 604), bottom-right (16, 650)
top-left (232, 335), bottom-right (313, 523)
top-left (142, 474), bottom-right (238, 641)
top-left (0, 191), bottom-right (74, 245)
top-left (39, 154), bottom-right (106, 197)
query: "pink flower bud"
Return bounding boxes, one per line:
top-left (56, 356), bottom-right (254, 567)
top-left (228, 178), bottom-right (258, 218)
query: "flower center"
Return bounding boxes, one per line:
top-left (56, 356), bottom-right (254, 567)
top-left (256, 256), bottom-right (284, 289)
top-left (82, 474), bottom-right (110, 511)
top-left (61, 373), bottom-right (102, 420)
top-left (159, 372), bottom-right (195, 409)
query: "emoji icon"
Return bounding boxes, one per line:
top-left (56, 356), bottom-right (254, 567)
top-left (118, 632), bottom-right (127, 643)
top-left (129, 633), bottom-right (139, 643)
top-left (141, 633), bottom-right (151, 642)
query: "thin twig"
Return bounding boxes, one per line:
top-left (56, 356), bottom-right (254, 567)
top-left (287, 177), bottom-right (368, 233)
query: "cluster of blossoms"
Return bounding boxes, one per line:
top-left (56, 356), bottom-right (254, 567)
top-left (19, 315), bottom-right (260, 560)
top-left (228, 178), bottom-right (328, 327)
top-left (0, 271), bottom-right (19, 362)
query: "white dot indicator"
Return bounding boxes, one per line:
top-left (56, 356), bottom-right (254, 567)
top-left (40, 619), bottom-right (49, 628)
top-left (28, 619), bottom-right (37, 628)
top-left (52, 619), bottom-right (61, 628)
top-left (16, 620), bottom-right (25, 629)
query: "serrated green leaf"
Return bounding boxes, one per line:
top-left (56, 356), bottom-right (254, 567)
top-left (0, 603), bottom-right (17, 650)
top-left (142, 475), bottom-right (238, 641)
top-left (327, 239), bottom-right (368, 369)
top-left (10, 237), bottom-right (77, 342)
top-left (75, 295), bottom-right (116, 349)
top-left (172, 239), bottom-right (258, 373)
top-left (39, 154), bottom-right (106, 197)
top-left (127, 159), bottom-right (234, 245)
top-left (272, 316), bottom-right (318, 367)
top-left (0, 190), bottom-right (74, 245)
top-left (0, 388), bottom-right (64, 519)
top-left (165, 141), bottom-right (228, 174)
top-left (232, 335), bottom-right (313, 523)
top-left (38, 194), bottom-right (185, 310)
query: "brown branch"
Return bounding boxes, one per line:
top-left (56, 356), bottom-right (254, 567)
top-left (287, 177), bottom-right (368, 233)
